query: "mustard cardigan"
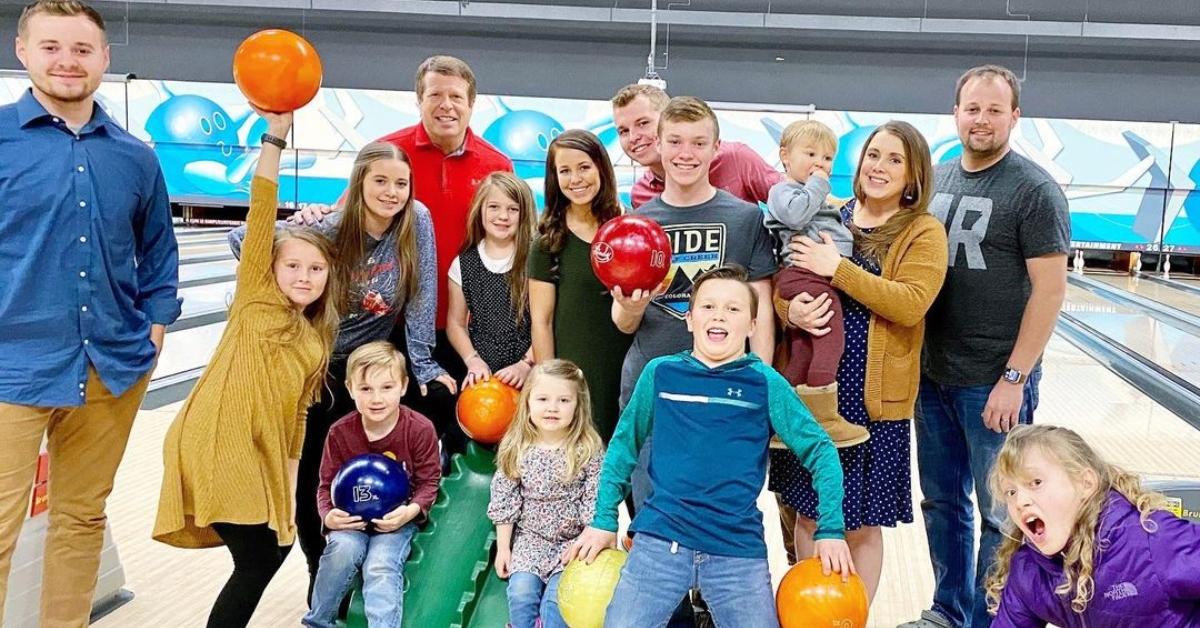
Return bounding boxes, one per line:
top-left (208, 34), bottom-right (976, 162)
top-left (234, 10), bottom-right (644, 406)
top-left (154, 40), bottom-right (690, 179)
top-left (830, 213), bottom-right (948, 420)
top-left (776, 212), bottom-right (948, 420)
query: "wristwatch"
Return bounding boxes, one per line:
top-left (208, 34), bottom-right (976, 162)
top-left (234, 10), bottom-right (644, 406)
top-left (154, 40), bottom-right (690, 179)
top-left (1002, 367), bottom-right (1026, 385)
top-left (260, 133), bottom-right (287, 149)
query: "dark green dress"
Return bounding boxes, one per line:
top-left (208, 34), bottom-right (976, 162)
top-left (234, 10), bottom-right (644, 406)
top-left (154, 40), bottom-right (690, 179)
top-left (528, 232), bottom-right (633, 442)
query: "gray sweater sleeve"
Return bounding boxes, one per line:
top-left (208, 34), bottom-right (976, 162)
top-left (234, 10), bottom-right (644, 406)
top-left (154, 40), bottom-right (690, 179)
top-left (764, 177), bottom-right (831, 235)
top-left (764, 178), bottom-right (854, 258)
top-left (404, 202), bottom-right (445, 385)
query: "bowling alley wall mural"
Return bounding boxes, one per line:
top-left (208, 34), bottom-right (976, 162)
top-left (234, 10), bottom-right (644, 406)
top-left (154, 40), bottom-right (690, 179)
top-left (1, 75), bottom-right (1198, 254)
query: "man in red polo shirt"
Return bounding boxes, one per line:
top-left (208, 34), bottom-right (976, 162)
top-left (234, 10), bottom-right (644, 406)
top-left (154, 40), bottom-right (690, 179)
top-left (377, 56), bottom-right (513, 333)
top-left (611, 83), bottom-right (781, 209)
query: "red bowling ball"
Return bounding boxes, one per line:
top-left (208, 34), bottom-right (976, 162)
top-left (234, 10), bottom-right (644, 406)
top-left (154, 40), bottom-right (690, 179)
top-left (590, 215), bottom-right (672, 294)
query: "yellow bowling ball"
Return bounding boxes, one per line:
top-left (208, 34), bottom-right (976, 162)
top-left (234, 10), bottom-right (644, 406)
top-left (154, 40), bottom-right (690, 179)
top-left (557, 549), bottom-right (627, 628)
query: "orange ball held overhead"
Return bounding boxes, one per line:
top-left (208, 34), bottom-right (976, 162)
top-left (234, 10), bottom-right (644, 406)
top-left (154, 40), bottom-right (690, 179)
top-left (232, 29), bottom-right (323, 113)
top-left (776, 557), bottom-right (869, 628)
top-left (456, 379), bottom-right (520, 445)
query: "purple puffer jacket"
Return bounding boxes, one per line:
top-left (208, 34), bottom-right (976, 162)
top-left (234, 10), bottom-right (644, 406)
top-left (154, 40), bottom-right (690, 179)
top-left (993, 490), bottom-right (1200, 628)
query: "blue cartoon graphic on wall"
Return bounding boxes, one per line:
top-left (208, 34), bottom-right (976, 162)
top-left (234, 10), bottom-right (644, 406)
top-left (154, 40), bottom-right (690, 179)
top-left (144, 85), bottom-right (314, 201)
top-left (483, 100), bottom-right (564, 208)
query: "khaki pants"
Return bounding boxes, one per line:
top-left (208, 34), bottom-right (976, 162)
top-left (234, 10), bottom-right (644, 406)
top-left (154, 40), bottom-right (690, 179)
top-left (0, 368), bottom-right (149, 628)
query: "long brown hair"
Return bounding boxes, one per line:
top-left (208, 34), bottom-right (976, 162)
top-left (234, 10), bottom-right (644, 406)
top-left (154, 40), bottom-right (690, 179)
top-left (335, 142), bottom-right (420, 305)
top-left (495, 359), bottom-right (602, 483)
top-left (461, 172), bottom-right (537, 324)
top-left (536, 129), bottom-right (622, 255)
top-left (985, 425), bottom-right (1170, 616)
top-left (272, 226), bottom-right (342, 401)
top-left (850, 120), bottom-right (934, 262)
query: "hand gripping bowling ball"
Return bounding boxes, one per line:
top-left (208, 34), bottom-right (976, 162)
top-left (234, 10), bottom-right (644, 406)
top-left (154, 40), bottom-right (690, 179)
top-left (776, 557), bottom-right (869, 628)
top-left (232, 29), bottom-right (323, 113)
top-left (456, 379), bottom-right (519, 445)
top-left (557, 549), bottom-right (628, 628)
top-left (331, 454), bottom-right (410, 521)
top-left (590, 215), bottom-right (672, 294)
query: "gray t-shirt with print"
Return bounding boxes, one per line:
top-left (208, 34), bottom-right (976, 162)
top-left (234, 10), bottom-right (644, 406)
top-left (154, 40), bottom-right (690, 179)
top-left (922, 150), bottom-right (1070, 386)
top-left (619, 189), bottom-right (777, 405)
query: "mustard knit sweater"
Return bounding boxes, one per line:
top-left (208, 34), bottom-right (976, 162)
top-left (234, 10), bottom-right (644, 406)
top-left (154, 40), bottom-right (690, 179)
top-left (154, 177), bottom-right (325, 549)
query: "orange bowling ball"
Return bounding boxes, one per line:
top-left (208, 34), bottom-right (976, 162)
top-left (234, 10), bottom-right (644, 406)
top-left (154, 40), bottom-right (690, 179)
top-left (776, 558), bottom-right (869, 628)
top-left (456, 379), bottom-right (519, 445)
top-left (232, 29), bottom-right (322, 113)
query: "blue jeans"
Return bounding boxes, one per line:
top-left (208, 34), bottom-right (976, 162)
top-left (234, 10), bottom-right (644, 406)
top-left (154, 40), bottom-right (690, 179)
top-left (914, 366), bottom-right (1039, 628)
top-left (603, 533), bottom-right (778, 628)
top-left (302, 525), bottom-right (416, 628)
top-left (507, 571), bottom-right (565, 628)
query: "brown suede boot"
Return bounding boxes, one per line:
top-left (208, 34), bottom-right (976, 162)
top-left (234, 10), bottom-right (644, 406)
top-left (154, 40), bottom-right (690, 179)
top-left (796, 382), bottom-right (869, 448)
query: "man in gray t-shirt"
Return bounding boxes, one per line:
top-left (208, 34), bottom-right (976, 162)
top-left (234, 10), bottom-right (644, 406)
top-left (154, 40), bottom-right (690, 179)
top-left (899, 66), bottom-right (1070, 628)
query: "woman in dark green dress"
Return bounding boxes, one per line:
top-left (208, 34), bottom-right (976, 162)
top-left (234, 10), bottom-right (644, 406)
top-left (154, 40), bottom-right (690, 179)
top-left (527, 129), bottom-right (631, 442)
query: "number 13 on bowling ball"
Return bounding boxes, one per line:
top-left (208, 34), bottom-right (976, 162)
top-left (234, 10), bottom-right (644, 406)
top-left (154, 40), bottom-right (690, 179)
top-left (590, 215), bottom-right (672, 294)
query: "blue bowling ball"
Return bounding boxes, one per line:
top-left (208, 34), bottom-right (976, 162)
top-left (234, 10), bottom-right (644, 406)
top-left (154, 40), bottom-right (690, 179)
top-left (331, 454), bottom-right (410, 521)
top-left (483, 110), bottom-right (564, 164)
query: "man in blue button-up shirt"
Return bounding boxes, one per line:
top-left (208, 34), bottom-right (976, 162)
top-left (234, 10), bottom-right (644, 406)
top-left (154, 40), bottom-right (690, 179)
top-left (0, 2), bottom-right (179, 625)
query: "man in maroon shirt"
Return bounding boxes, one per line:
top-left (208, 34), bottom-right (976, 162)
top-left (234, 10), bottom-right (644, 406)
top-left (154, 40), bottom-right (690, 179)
top-left (611, 83), bottom-right (782, 209)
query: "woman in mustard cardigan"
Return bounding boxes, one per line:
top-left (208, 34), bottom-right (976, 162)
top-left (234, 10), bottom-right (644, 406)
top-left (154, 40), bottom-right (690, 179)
top-left (769, 120), bottom-right (948, 602)
top-left (152, 107), bottom-right (342, 627)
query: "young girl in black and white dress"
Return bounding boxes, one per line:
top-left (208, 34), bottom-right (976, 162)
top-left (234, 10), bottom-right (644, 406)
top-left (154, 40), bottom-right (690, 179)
top-left (446, 171), bottom-right (538, 390)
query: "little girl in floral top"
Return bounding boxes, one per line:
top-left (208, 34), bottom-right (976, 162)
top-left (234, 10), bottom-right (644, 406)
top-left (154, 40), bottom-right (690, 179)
top-left (487, 359), bottom-right (605, 628)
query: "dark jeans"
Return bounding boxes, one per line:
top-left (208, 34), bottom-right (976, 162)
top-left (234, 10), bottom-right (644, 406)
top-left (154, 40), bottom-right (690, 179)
top-left (209, 523), bottom-right (292, 628)
top-left (914, 365), bottom-right (1041, 628)
top-left (777, 266), bottom-right (844, 387)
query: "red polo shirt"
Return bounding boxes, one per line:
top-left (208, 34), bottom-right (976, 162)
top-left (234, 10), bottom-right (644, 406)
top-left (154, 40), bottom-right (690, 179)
top-left (377, 124), bottom-right (513, 328)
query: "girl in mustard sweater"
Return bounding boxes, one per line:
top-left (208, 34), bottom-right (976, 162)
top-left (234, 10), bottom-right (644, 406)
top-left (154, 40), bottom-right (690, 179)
top-left (153, 108), bottom-right (341, 627)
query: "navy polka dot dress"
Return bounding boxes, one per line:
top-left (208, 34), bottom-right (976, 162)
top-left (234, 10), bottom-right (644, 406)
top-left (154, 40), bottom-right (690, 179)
top-left (768, 203), bottom-right (913, 530)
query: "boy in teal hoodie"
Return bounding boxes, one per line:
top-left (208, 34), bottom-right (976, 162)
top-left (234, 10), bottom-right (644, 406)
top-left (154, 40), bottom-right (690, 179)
top-left (567, 265), bottom-right (854, 627)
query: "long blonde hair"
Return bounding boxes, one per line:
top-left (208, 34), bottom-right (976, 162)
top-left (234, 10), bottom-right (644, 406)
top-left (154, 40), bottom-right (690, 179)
top-left (461, 172), bottom-right (537, 324)
top-left (985, 425), bottom-right (1170, 616)
top-left (335, 142), bottom-right (420, 305)
top-left (495, 360), bottom-right (602, 483)
top-left (850, 120), bottom-right (934, 262)
top-left (272, 226), bottom-right (342, 399)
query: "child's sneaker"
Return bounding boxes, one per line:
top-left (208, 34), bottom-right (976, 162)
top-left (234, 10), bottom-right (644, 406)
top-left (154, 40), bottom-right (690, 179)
top-left (795, 383), bottom-right (869, 448)
top-left (768, 434), bottom-right (788, 450)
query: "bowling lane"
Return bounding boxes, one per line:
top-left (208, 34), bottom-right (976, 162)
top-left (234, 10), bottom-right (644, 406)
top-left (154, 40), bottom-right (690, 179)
top-left (153, 321), bottom-right (226, 379)
top-left (1037, 334), bottom-right (1200, 478)
top-left (179, 258), bottom-right (237, 285)
top-left (178, 281), bottom-right (235, 318)
top-left (177, 242), bottom-right (232, 258)
top-left (1063, 284), bottom-right (1200, 388)
top-left (1089, 272), bottom-right (1200, 317)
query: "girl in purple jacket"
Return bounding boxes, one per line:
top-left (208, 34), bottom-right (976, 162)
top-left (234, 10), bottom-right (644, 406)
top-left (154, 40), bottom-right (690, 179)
top-left (985, 425), bottom-right (1200, 628)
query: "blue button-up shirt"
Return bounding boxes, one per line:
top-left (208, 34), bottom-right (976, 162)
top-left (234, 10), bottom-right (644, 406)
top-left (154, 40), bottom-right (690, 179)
top-left (0, 89), bottom-right (180, 407)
